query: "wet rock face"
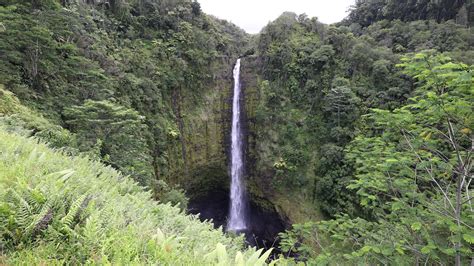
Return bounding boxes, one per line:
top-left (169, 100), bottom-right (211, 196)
top-left (188, 188), bottom-right (287, 250)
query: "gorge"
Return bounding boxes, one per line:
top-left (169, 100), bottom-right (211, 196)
top-left (0, 0), bottom-right (472, 264)
top-left (188, 57), bottom-right (288, 250)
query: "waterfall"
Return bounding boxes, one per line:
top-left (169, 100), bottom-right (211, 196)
top-left (228, 58), bottom-right (248, 232)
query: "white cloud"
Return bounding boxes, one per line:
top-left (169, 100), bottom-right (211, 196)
top-left (198, 0), bottom-right (355, 34)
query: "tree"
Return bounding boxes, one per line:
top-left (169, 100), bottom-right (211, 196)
top-left (282, 53), bottom-right (474, 265)
top-left (191, 0), bottom-right (201, 16)
top-left (323, 85), bottom-right (360, 141)
top-left (344, 0), bottom-right (467, 27)
top-left (64, 100), bottom-right (154, 186)
top-left (302, 52), bottom-right (473, 265)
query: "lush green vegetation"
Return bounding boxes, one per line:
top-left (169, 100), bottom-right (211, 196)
top-left (245, 0), bottom-right (472, 264)
top-left (0, 0), bottom-right (472, 264)
top-left (278, 53), bottom-right (473, 264)
top-left (250, 4), bottom-right (471, 218)
top-left (0, 0), bottom-right (247, 200)
top-left (342, 0), bottom-right (469, 27)
top-left (0, 125), bottom-right (278, 264)
top-left (0, 0), bottom-right (259, 263)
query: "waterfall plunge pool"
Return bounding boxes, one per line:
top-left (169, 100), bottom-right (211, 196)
top-left (188, 189), bottom-right (288, 253)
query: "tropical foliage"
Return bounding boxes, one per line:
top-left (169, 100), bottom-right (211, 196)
top-left (279, 53), bottom-right (473, 265)
top-left (0, 0), bottom-right (247, 201)
top-left (0, 126), bottom-right (276, 265)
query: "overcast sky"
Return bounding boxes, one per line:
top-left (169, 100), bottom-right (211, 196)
top-left (198, 0), bottom-right (356, 34)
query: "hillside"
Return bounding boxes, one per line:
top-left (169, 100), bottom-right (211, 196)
top-left (241, 1), bottom-right (472, 264)
top-left (0, 112), bottom-right (273, 264)
top-left (243, 3), bottom-right (472, 221)
top-left (0, 85), bottom-right (278, 264)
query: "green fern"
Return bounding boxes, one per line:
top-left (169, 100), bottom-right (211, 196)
top-left (25, 200), bottom-right (53, 236)
top-left (82, 212), bottom-right (104, 244)
top-left (61, 194), bottom-right (87, 229)
top-left (6, 189), bottom-right (32, 229)
top-left (22, 188), bottom-right (46, 213)
top-left (205, 244), bottom-right (276, 266)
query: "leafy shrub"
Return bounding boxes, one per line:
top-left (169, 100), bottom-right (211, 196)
top-left (0, 86), bottom-right (77, 150)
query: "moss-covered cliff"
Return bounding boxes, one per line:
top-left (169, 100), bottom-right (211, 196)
top-left (240, 56), bottom-right (324, 225)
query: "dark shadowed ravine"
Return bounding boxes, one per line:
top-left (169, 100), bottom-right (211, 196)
top-left (188, 189), bottom-right (287, 253)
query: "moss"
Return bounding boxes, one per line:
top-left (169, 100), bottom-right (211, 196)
top-left (247, 177), bottom-right (325, 225)
top-left (185, 160), bottom-right (229, 199)
top-left (246, 179), bottom-right (277, 212)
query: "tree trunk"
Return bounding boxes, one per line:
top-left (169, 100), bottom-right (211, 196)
top-left (447, 119), bottom-right (463, 266)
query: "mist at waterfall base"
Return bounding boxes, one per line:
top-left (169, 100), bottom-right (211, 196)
top-left (188, 59), bottom-right (286, 252)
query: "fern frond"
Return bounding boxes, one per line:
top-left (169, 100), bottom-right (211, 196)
top-left (61, 194), bottom-right (87, 228)
top-left (82, 212), bottom-right (104, 246)
top-left (25, 200), bottom-right (53, 236)
top-left (6, 189), bottom-right (32, 228)
top-left (23, 188), bottom-right (46, 212)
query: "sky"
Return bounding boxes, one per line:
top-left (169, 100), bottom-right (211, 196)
top-left (198, 0), bottom-right (356, 34)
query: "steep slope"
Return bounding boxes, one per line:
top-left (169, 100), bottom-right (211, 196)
top-left (0, 123), bottom-right (277, 264)
top-left (240, 3), bottom-right (472, 264)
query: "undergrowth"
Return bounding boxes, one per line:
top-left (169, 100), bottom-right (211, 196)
top-left (0, 128), bottom-right (279, 265)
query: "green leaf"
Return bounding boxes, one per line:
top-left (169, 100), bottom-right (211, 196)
top-left (395, 247), bottom-right (405, 255)
top-left (421, 243), bottom-right (436, 254)
top-left (411, 222), bottom-right (422, 231)
top-left (255, 248), bottom-right (273, 265)
top-left (449, 223), bottom-right (461, 233)
top-left (441, 248), bottom-right (456, 255)
top-left (372, 247), bottom-right (381, 254)
top-left (246, 248), bottom-right (263, 265)
top-left (463, 233), bottom-right (474, 244)
top-left (391, 201), bottom-right (404, 211)
top-left (420, 246), bottom-right (432, 254)
top-left (360, 246), bottom-right (372, 253)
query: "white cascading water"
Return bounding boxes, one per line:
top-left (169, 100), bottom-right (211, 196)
top-left (228, 59), bottom-right (247, 232)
